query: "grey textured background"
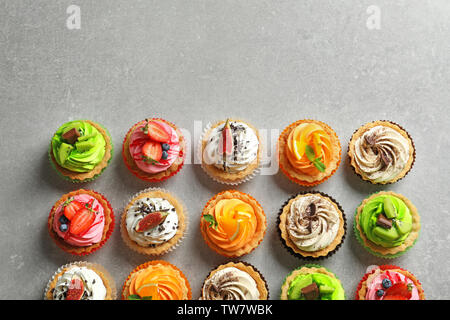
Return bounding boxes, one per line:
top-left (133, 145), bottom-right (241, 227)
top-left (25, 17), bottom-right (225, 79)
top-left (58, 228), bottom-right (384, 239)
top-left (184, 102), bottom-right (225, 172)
top-left (0, 0), bottom-right (449, 300)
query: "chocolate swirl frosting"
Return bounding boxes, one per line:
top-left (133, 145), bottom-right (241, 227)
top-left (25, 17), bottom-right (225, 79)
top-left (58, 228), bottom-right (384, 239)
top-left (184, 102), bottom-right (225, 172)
top-left (353, 125), bottom-right (410, 183)
top-left (286, 195), bottom-right (339, 252)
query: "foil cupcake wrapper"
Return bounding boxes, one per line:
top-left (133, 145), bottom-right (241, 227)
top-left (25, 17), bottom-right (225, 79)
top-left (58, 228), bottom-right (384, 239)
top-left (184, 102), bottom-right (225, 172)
top-left (353, 191), bottom-right (420, 259)
top-left (198, 121), bottom-right (262, 186)
top-left (277, 191), bottom-right (347, 261)
top-left (121, 118), bottom-right (186, 182)
top-left (347, 120), bottom-right (416, 185)
top-left (47, 189), bottom-right (115, 256)
top-left (199, 261), bottom-right (270, 300)
top-left (120, 187), bottom-right (188, 256)
top-left (44, 261), bottom-right (117, 300)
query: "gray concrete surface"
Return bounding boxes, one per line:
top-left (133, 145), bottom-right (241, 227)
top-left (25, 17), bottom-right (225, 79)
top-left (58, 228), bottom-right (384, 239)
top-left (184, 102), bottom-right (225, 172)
top-left (0, 0), bottom-right (449, 300)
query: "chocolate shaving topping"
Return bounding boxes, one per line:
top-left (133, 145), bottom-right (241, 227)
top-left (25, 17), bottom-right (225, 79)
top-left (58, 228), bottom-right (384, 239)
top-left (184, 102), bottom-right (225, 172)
top-left (364, 134), bottom-right (376, 146)
top-left (376, 214), bottom-right (392, 229)
top-left (379, 148), bottom-right (392, 167)
top-left (62, 128), bottom-right (80, 144)
top-left (301, 283), bottom-right (319, 300)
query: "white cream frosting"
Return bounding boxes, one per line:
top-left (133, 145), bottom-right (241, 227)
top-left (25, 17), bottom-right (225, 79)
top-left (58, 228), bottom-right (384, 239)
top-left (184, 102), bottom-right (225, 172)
top-left (203, 121), bottom-right (259, 173)
top-left (287, 195), bottom-right (340, 252)
top-left (202, 267), bottom-right (260, 300)
top-left (52, 266), bottom-right (106, 300)
top-left (126, 197), bottom-right (178, 246)
top-left (353, 125), bottom-right (410, 183)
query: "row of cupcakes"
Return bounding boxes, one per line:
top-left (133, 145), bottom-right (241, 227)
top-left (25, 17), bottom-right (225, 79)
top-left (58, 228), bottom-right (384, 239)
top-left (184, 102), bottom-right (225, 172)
top-left (49, 118), bottom-right (415, 185)
top-left (47, 188), bottom-right (420, 260)
top-left (43, 261), bottom-right (425, 300)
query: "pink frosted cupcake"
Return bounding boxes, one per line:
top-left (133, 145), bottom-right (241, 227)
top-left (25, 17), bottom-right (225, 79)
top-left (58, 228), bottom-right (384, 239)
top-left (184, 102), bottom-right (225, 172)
top-left (122, 118), bottom-right (186, 182)
top-left (48, 189), bottom-right (114, 256)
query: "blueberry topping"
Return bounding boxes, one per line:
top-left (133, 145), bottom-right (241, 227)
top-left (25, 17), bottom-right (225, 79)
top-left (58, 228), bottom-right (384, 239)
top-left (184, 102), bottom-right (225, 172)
top-left (382, 278), bottom-right (392, 289)
top-left (376, 289), bottom-right (384, 297)
top-left (59, 215), bottom-right (69, 224)
top-left (161, 143), bottom-right (170, 151)
top-left (161, 151), bottom-right (169, 160)
top-left (59, 223), bottom-right (68, 232)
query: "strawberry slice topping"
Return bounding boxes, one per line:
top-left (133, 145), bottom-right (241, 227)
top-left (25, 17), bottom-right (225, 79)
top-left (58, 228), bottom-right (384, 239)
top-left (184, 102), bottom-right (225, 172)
top-left (66, 277), bottom-right (84, 300)
top-left (145, 121), bottom-right (170, 143)
top-left (63, 199), bottom-right (84, 221)
top-left (69, 207), bottom-right (96, 235)
top-left (384, 282), bottom-right (412, 300)
top-left (142, 141), bottom-right (162, 163)
top-left (136, 211), bottom-right (169, 232)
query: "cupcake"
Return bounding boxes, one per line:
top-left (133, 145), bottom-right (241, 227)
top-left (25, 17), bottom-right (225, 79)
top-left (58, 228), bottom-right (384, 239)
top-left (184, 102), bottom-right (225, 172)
top-left (49, 120), bottom-right (113, 182)
top-left (120, 188), bottom-right (187, 255)
top-left (122, 260), bottom-right (191, 300)
top-left (355, 265), bottom-right (425, 300)
top-left (354, 191), bottom-right (420, 258)
top-left (122, 118), bottom-right (185, 182)
top-left (278, 192), bottom-right (346, 259)
top-left (348, 121), bottom-right (415, 184)
top-left (280, 264), bottom-right (345, 300)
top-left (278, 119), bottom-right (341, 186)
top-left (200, 261), bottom-right (269, 300)
top-left (200, 118), bottom-right (261, 185)
top-left (47, 189), bottom-right (114, 255)
top-left (44, 261), bottom-right (116, 300)
top-left (200, 190), bottom-right (266, 258)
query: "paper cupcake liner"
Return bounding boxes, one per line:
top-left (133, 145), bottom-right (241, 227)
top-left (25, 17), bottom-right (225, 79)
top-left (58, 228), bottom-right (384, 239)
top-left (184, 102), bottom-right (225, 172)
top-left (121, 260), bottom-right (192, 300)
top-left (48, 120), bottom-right (114, 183)
top-left (353, 191), bottom-right (420, 259)
top-left (47, 189), bottom-right (115, 256)
top-left (200, 190), bottom-right (267, 258)
top-left (347, 120), bottom-right (416, 185)
top-left (44, 261), bottom-right (117, 300)
top-left (277, 119), bottom-right (342, 187)
top-left (120, 187), bottom-right (188, 256)
top-left (280, 263), bottom-right (346, 300)
top-left (277, 191), bottom-right (347, 260)
top-left (199, 261), bottom-right (270, 300)
top-left (197, 121), bottom-right (262, 186)
top-left (121, 118), bottom-right (186, 182)
top-left (354, 265), bottom-right (425, 300)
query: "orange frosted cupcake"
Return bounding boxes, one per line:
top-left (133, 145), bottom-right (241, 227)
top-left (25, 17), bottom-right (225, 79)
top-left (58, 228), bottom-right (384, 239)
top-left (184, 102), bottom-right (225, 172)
top-left (121, 260), bottom-right (191, 300)
top-left (200, 190), bottom-right (266, 258)
top-left (278, 120), bottom-right (341, 186)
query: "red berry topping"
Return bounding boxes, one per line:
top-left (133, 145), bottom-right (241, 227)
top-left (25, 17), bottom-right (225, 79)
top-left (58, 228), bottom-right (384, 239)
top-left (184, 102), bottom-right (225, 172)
top-left (69, 207), bottom-right (96, 235)
top-left (145, 121), bottom-right (170, 143)
top-left (384, 282), bottom-right (412, 300)
top-left (66, 276), bottom-right (84, 300)
top-left (63, 199), bottom-right (84, 221)
top-left (135, 211), bottom-right (169, 232)
top-left (142, 141), bottom-right (162, 163)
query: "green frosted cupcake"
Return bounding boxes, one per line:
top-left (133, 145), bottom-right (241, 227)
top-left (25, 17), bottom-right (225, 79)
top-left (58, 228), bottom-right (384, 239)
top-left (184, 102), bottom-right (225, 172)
top-left (354, 191), bottom-right (420, 258)
top-left (280, 264), bottom-right (345, 300)
top-left (49, 120), bottom-right (113, 182)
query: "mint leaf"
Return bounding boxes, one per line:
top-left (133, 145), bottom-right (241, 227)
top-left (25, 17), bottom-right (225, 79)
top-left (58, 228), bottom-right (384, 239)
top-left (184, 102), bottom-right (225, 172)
top-left (313, 160), bottom-right (326, 172)
top-left (305, 145), bottom-right (326, 172)
top-left (142, 296), bottom-right (153, 300)
top-left (305, 145), bottom-right (316, 162)
top-left (203, 214), bottom-right (218, 229)
top-left (127, 294), bottom-right (142, 300)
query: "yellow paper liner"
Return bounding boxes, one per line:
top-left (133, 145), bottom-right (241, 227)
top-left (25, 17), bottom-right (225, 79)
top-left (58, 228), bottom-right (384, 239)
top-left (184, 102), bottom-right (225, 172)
top-left (44, 261), bottom-right (117, 300)
top-left (199, 119), bottom-right (262, 185)
top-left (49, 120), bottom-right (113, 182)
top-left (347, 120), bottom-right (416, 185)
top-left (200, 190), bottom-right (267, 258)
top-left (122, 118), bottom-right (186, 182)
top-left (120, 188), bottom-right (187, 255)
top-left (354, 191), bottom-right (420, 257)
top-left (277, 119), bottom-right (341, 186)
top-left (278, 191), bottom-right (346, 259)
top-left (200, 261), bottom-right (269, 300)
top-left (47, 189), bottom-right (115, 256)
top-left (121, 260), bottom-right (192, 300)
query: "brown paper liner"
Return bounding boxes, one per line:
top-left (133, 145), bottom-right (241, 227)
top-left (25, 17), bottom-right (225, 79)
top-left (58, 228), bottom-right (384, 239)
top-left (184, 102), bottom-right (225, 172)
top-left (200, 190), bottom-right (267, 258)
top-left (347, 120), bottom-right (416, 185)
top-left (200, 119), bottom-right (262, 185)
top-left (200, 261), bottom-right (269, 300)
top-left (355, 265), bottom-right (425, 300)
top-left (354, 191), bottom-right (420, 257)
top-left (278, 119), bottom-right (341, 186)
top-left (47, 189), bottom-right (115, 256)
top-left (121, 260), bottom-right (192, 300)
top-left (122, 118), bottom-right (186, 182)
top-left (120, 188), bottom-right (187, 255)
top-left (49, 120), bottom-right (113, 182)
top-left (44, 261), bottom-right (117, 300)
top-left (278, 191), bottom-right (346, 260)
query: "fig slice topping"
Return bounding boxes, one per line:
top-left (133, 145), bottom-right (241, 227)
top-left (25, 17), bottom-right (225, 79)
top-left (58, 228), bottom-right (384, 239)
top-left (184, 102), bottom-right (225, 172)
top-left (135, 211), bottom-right (169, 232)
